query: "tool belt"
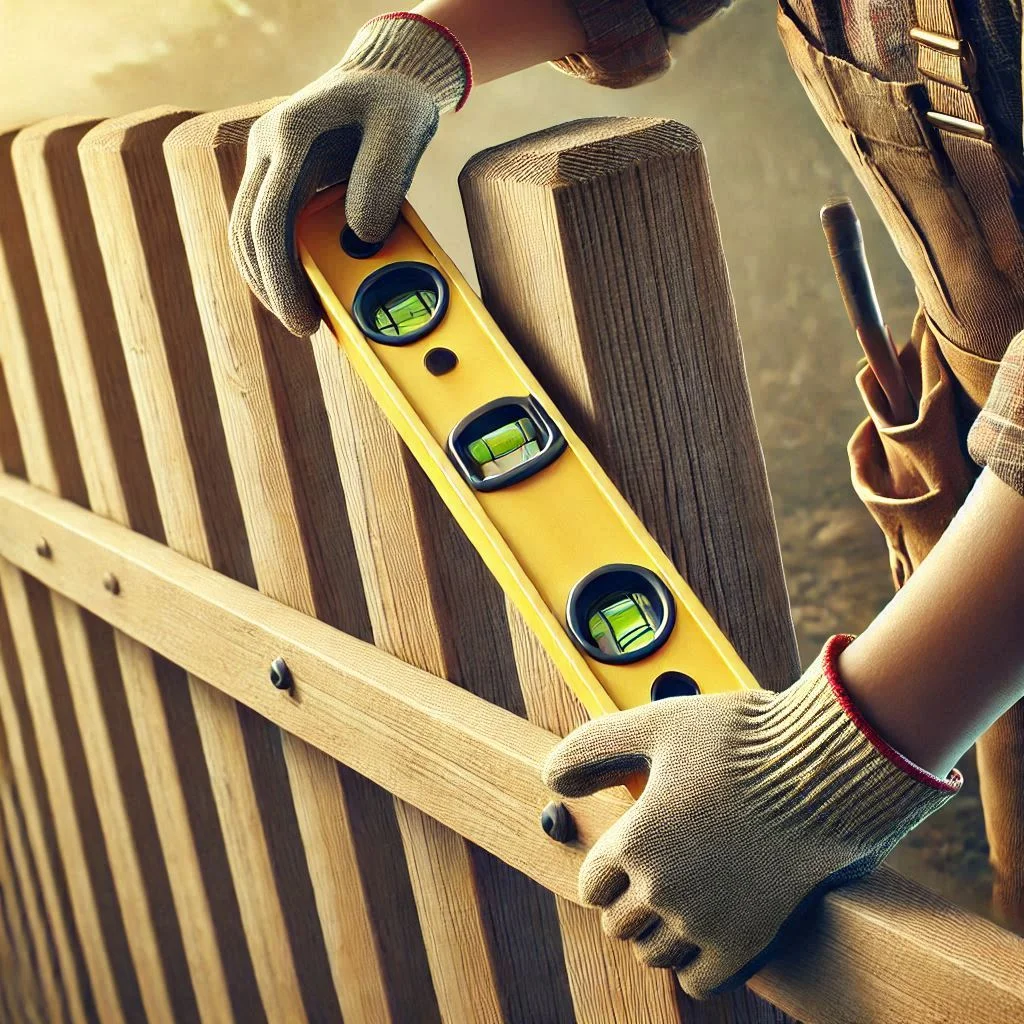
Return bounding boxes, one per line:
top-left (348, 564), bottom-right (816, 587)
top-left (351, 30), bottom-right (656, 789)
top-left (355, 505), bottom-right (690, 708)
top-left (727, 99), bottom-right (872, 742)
top-left (779, 0), bottom-right (1024, 585)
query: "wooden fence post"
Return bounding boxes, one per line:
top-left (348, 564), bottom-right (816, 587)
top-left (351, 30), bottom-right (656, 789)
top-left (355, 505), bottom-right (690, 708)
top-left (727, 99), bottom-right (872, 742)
top-left (460, 116), bottom-right (801, 1023)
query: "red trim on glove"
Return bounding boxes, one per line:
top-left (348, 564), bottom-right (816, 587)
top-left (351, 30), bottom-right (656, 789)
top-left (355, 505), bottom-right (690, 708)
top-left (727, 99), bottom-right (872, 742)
top-left (371, 11), bottom-right (474, 111)
top-left (823, 634), bottom-right (962, 793)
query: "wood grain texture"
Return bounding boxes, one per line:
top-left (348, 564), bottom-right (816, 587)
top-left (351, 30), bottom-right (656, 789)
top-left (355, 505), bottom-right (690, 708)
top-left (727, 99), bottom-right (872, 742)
top-left (313, 325), bottom-right (574, 1023)
top-left (460, 117), bottom-right (800, 1024)
top-left (163, 102), bottom-right (436, 1024)
top-left (0, 473), bottom-right (627, 899)
top-left (79, 105), bottom-right (291, 1024)
top-left (78, 103), bottom-right (323, 1024)
top-left (0, 127), bottom-right (119, 1024)
top-left (2, 475), bottom-right (1024, 1024)
top-left (460, 117), bottom-right (799, 693)
top-left (11, 115), bottom-right (200, 1024)
top-left (0, 565), bottom-right (87, 1024)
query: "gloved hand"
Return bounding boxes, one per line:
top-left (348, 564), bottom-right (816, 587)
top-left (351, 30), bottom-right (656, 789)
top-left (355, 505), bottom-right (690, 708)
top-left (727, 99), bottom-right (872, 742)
top-left (229, 12), bottom-right (471, 336)
top-left (543, 634), bottom-right (961, 997)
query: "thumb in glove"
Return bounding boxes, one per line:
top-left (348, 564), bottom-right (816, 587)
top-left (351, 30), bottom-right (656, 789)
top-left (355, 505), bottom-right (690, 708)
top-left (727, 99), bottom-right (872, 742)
top-left (228, 12), bottom-right (471, 337)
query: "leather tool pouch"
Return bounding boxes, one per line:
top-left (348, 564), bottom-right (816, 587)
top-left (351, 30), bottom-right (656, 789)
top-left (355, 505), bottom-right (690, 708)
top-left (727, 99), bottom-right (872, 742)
top-left (848, 312), bottom-right (976, 588)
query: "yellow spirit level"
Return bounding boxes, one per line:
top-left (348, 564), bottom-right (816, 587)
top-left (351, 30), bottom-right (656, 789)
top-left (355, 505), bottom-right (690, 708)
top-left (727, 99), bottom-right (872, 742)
top-left (297, 187), bottom-right (759, 720)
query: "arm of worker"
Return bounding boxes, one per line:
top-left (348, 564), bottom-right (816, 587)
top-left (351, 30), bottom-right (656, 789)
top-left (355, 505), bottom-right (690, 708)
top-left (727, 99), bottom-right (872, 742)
top-left (839, 465), bottom-right (1024, 777)
top-left (227, 0), bottom-right (739, 335)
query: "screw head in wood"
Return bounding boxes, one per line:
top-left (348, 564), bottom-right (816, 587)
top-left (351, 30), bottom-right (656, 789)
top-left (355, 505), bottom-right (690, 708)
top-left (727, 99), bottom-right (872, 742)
top-left (35, 539), bottom-right (52, 559)
top-left (269, 657), bottom-right (293, 691)
top-left (103, 572), bottom-right (120, 596)
top-left (540, 801), bottom-right (575, 844)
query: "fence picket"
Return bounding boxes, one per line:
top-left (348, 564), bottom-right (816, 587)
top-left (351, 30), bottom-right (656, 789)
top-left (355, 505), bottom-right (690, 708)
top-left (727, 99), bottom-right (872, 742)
top-left (0, 127), bottom-right (120, 1024)
top-left (11, 115), bottom-right (204, 1024)
top-left (79, 105), bottom-right (283, 1024)
top-left (165, 103), bottom-right (443, 1024)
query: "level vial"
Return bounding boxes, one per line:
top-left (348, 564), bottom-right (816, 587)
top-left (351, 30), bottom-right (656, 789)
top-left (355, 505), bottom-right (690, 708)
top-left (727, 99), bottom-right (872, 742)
top-left (352, 261), bottom-right (449, 345)
top-left (448, 396), bottom-right (567, 492)
top-left (566, 564), bottom-right (676, 665)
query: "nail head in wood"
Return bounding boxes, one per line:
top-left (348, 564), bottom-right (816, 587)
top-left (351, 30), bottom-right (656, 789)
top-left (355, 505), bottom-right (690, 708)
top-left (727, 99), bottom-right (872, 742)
top-left (35, 538), bottom-right (52, 559)
top-left (269, 657), bottom-right (293, 691)
top-left (540, 801), bottom-right (575, 843)
top-left (103, 572), bottom-right (120, 596)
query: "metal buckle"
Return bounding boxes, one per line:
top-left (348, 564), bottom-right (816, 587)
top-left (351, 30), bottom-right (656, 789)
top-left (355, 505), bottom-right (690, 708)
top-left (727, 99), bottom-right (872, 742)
top-left (910, 25), bottom-right (977, 90)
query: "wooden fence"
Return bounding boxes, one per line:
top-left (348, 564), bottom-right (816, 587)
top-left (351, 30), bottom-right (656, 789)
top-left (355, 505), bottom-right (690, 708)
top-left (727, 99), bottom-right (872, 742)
top-left (0, 104), bottom-right (1021, 1024)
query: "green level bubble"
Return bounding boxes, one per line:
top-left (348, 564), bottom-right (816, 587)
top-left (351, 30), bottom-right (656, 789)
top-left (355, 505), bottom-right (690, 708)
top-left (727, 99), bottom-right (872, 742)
top-left (588, 591), bottom-right (658, 656)
top-left (373, 288), bottom-right (438, 337)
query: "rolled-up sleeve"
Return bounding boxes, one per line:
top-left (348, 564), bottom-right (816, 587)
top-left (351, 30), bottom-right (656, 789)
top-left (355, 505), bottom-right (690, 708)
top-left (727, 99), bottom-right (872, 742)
top-left (968, 331), bottom-right (1024, 496)
top-left (549, 0), bottom-right (735, 88)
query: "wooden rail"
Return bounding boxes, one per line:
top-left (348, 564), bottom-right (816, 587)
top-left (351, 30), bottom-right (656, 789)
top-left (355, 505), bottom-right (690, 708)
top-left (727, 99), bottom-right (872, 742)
top-left (0, 105), bottom-right (1020, 1023)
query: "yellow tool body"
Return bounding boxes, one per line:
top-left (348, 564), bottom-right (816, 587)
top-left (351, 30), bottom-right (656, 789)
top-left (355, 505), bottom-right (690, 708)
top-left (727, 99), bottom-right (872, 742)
top-left (298, 186), bottom-right (759, 719)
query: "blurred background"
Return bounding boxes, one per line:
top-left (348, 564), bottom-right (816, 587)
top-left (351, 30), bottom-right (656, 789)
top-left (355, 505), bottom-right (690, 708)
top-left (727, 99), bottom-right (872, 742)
top-left (1, 0), bottom-right (997, 922)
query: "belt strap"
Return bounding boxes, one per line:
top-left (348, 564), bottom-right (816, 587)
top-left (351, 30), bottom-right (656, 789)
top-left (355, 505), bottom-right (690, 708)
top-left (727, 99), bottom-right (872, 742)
top-left (911, 0), bottom-right (1024, 277)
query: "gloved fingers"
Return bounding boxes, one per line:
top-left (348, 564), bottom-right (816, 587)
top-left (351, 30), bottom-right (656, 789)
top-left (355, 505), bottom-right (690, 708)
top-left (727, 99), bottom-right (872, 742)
top-left (542, 705), bottom-right (656, 798)
top-left (344, 103), bottom-right (438, 245)
top-left (250, 147), bottom-right (324, 337)
top-left (229, 148), bottom-right (271, 309)
top-left (632, 923), bottom-right (700, 971)
top-left (600, 895), bottom-right (660, 942)
top-left (578, 840), bottom-right (630, 908)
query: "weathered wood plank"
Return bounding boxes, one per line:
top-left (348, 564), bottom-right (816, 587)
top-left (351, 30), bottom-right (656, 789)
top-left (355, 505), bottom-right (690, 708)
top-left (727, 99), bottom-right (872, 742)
top-left (164, 101), bottom-right (446, 1024)
top-left (2, 474), bottom-right (1024, 1024)
top-left (313, 324), bottom-right (575, 1022)
top-left (0, 472), bottom-right (628, 897)
top-left (11, 115), bottom-right (200, 1024)
top-left (0, 748), bottom-right (62, 1023)
top-left (460, 116), bottom-right (801, 1024)
top-left (79, 105), bottom-right (286, 1024)
top-left (0, 566), bottom-right (87, 1024)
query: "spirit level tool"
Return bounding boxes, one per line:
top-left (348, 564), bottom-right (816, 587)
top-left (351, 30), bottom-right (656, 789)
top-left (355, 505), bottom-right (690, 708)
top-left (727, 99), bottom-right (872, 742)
top-left (298, 186), bottom-right (759, 722)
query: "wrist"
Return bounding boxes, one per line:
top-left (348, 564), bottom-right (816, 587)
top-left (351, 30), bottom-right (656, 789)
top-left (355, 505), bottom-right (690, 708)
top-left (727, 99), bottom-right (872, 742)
top-left (827, 635), bottom-right (961, 788)
top-left (732, 638), bottom-right (960, 860)
top-left (343, 12), bottom-right (473, 113)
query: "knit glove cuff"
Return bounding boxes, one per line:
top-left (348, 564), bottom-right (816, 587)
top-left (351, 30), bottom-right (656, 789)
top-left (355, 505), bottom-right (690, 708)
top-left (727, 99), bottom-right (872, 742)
top-left (755, 634), bottom-right (961, 854)
top-left (340, 12), bottom-right (473, 114)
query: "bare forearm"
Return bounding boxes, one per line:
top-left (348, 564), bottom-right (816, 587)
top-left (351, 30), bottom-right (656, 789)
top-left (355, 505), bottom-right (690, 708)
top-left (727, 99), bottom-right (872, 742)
top-left (412, 0), bottom-right (586, 83)
top-left (839, 468), bottom-right (1024, 776)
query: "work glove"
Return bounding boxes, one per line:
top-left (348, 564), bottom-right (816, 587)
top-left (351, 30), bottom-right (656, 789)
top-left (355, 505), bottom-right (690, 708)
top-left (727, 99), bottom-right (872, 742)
top-left (543, 634), bottom-right (961, 998)
top-left (229, 12), bottom-right (471, 336)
